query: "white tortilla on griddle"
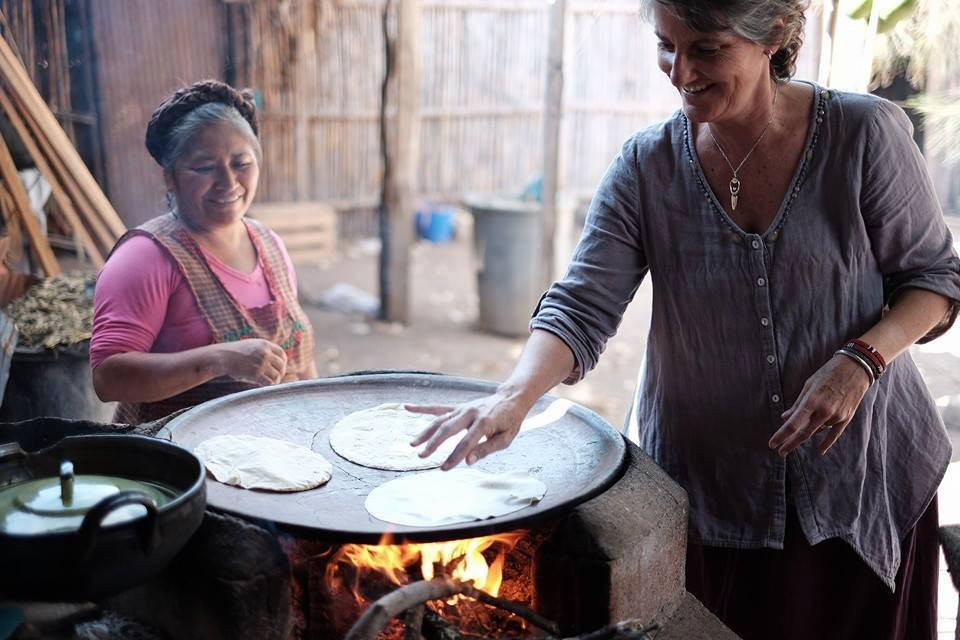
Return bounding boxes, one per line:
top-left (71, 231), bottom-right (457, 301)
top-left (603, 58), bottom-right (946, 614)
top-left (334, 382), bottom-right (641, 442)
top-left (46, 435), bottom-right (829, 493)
top-left (329, 403), bottom-right (457, 471)
top-left (365, 468), bottom-right (546, 526)
top-left (194, 435), bottom-right (333, 492)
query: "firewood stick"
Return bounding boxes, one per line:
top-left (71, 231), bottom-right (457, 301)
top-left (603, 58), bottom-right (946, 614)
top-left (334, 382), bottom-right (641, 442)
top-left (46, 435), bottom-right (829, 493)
top-left (421, 610), bottom-right (491, 640)
top-left (454, 581), bottom-right (561, 636)
top-left (0, 126), bottom-right (59, 276)
top-left (404, 604), bottom-right (425, 640)
top-left (0, 35), bottom-right (125, 239)
top-left (344, 578), bottom-right (561, 640)
top-left (346, 578), bottom-right (464, 640)
top-left (0, 87), bottom-right (104, 265)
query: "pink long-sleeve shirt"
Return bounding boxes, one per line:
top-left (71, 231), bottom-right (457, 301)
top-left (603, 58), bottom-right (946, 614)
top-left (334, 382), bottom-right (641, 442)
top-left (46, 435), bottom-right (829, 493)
top-left (90, 232), bottom-right (298, 369)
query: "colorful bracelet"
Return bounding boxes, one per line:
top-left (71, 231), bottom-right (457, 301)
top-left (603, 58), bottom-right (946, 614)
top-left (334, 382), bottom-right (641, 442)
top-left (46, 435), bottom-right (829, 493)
top-left (835, 348), bottom-right (876, 385)
top-left (843, 339), bottom-right (886, 380)
top-left (848, 339), bottom-right (887, 375)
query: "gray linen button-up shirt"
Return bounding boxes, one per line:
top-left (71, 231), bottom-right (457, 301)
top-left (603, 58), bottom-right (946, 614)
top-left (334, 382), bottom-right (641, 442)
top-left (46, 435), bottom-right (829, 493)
top-left (531, 84), bottom-right (960, 590)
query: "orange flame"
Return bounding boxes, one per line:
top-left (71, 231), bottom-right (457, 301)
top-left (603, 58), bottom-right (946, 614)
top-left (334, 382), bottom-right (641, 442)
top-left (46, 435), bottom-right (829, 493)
top-left (327, 532), bottom-right (524, 603)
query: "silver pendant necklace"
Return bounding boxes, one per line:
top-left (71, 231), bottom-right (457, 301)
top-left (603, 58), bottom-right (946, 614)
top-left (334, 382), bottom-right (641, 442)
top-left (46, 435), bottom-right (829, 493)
top-left (707, 84), bottom-right (780, 212)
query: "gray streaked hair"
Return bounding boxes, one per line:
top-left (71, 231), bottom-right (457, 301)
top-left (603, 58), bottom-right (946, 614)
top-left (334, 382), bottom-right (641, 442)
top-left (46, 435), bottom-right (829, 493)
top-left (161, 102), bottom-right (263, 172)
top-left (640, 0), bottom-right (809, 83)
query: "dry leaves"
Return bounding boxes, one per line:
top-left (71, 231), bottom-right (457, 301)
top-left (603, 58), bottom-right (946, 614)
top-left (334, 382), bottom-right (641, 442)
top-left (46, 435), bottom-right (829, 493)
top-left (4, 272), bottom-right (95, 349)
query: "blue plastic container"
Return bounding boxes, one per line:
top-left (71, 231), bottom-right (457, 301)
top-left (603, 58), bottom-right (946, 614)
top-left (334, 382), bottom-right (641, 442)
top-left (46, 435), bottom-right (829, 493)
top-left (415, 208), bottom-right (455, 243)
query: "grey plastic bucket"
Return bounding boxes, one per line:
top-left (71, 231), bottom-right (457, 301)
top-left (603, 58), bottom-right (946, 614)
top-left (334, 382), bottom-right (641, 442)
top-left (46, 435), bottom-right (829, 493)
top-left (465, 196), bottom-right (544, 336)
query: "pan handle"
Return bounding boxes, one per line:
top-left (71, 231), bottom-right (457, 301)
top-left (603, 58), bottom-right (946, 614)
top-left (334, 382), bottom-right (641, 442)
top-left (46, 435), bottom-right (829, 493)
top-left (0, 442), bottom-right (26, 458)
top-left (78, 491), bottom-right (160, 562)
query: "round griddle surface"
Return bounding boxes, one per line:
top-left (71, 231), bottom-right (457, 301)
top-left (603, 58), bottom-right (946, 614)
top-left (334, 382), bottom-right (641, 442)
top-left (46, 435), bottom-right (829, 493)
top-left (162, 373), bottom-right (626, 542)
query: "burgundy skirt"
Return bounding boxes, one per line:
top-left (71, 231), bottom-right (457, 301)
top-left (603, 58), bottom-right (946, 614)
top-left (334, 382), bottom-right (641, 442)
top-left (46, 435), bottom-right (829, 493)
top-left (686, 499), bottom-right (939, 640)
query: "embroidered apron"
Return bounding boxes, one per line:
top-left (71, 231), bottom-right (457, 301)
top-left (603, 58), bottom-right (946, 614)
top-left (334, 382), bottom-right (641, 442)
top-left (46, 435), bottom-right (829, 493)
top-left (111, 213), bottom-right (314, 424)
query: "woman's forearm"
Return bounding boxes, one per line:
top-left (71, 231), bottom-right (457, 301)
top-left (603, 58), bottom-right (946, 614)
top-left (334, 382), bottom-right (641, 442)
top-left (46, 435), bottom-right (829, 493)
top-left (859, 288), bottom-right (953, 363)
top-left (92, 346), bottom-right (225, 403)
top-left (494, 329), bottom-right (577, 409)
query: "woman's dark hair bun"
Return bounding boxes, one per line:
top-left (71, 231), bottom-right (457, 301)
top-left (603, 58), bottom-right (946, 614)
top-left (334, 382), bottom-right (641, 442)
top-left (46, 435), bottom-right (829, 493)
top-left (145, 79), bottom-right (259, 166)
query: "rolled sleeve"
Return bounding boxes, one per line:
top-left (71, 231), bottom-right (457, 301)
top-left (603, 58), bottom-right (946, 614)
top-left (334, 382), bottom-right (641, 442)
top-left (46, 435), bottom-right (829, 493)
top-left (530, 139), bottom-right (649, 383)
top-left (860, 99), bottom-right (960, 342)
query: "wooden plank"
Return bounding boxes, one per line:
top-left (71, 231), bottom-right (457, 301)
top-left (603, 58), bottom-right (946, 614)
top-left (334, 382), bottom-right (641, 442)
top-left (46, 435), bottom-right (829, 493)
top-left (541, 0), bottom-right (565, 287)
top-left (0, 35), bottom-right (125, 240)
top-left (0, 132), bottom-right (60, 276)
top-left (0, 88), bottom-right (104, 266)
top-left (7, 94), bottom-right (115, 255)
top-left (286, 248), bottom-right (336, 264)
top-left (254, 218), bottom-right (336, 234)
top-left (276, 231), bottom-right (337, 251)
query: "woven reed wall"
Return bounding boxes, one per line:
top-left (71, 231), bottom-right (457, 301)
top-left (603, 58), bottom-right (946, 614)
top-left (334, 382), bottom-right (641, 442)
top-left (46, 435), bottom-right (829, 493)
top-left (240, 0), bottom-right (822, 227)
top-left (9, 0), bottom-right (823, 232)
top-left (89, 0), bottom-right (226, 227)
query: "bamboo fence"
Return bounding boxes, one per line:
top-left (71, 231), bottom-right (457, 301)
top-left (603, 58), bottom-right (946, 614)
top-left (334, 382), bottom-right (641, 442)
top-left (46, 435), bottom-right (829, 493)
top-left (3, 0), bottom-right (826, 237)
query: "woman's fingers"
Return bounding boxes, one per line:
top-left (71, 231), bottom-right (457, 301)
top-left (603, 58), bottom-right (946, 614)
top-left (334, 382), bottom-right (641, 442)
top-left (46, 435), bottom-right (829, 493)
top-left (769, 402), bottom-right (835, 457)
top-left (817, 420), bottom-right (850, 456)
top-left (418, 410), bottom-right (474, 458)
top-left (442, 417), bottom-right (495, 470)
top-left (468, 429), bottom-right (516, 464)
top-left (405, 404), bottom-right (454, 416)
top-left (407, 405), bottom-right (455, 446)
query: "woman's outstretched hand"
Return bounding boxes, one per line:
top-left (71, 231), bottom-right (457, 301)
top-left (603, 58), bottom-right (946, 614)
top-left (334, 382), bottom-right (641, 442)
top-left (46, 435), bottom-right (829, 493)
top-left (407, 392), bottom-right (530, 471)
top-left (768, 354), bottom-right (872, 457)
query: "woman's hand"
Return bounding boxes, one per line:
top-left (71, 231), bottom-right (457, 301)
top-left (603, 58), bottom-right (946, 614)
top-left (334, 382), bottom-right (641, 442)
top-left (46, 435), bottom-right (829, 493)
top-left (216, 338), bottom-right (288, 386)
top-left (407, 391), bottom-right (531, 471)
top-left (768, 354), bottom-right (872, 457)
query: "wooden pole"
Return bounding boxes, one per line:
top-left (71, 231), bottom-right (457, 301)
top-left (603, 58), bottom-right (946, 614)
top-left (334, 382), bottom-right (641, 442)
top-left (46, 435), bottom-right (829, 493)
top-left (379, 0), bottom-right (421, 323)
top-left (0, 88), bottom-right (104, 266)
top-left (541, 0), bottom-right (566, 288)
top-left (0, 133), bottom-right (60, 276)
top-left (0, 34), bottom-right (125, 240)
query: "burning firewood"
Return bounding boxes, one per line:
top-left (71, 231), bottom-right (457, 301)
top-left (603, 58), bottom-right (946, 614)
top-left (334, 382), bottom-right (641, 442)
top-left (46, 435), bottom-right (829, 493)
top-left (344, 577), bottom-right (659, 640)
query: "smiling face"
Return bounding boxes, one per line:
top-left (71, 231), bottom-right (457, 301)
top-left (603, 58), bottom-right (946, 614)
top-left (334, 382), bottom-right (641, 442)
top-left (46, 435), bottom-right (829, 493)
top-left (164, 122), bottom-right (260, 232)
top-left (653, 3), bottom-right (773, 126)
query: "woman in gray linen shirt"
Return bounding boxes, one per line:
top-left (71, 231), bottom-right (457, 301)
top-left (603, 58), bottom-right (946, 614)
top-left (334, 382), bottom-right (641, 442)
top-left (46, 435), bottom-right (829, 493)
top-left (411, 1), bottom-right (960, 638)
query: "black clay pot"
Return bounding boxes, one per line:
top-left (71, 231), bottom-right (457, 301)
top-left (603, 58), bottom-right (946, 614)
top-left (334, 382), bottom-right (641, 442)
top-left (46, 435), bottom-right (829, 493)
top-left (0, 434), bottom-right (206, 601)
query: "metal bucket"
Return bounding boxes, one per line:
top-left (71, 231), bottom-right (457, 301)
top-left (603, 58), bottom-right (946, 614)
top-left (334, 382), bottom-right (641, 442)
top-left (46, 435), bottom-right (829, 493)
top-left (0, 341), bottom-right (114, 423)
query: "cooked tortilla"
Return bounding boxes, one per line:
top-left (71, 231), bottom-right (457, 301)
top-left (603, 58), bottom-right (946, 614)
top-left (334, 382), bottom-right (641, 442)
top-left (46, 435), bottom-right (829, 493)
top-left (194, 435), bottom-right (333, 492)
top-left (329, 403), bottom-right (457, 471)
top-left (365, 468), bottom-right (546, 526)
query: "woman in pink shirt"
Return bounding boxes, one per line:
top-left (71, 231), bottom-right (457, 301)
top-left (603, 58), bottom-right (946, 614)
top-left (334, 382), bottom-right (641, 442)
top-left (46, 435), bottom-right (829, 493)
top-left (92, 80), bottom-right (317, 423)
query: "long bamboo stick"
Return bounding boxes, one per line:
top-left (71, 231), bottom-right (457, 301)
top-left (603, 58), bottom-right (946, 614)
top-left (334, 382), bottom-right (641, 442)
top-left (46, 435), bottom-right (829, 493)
top-left (0, 132), bottom-right (59, 276)
top-left (0, 34), bottom-right (125, 240)
top-left (4, 86), bottom-right (115, 256)
top-left (0, 88), bottom-right (104, 266)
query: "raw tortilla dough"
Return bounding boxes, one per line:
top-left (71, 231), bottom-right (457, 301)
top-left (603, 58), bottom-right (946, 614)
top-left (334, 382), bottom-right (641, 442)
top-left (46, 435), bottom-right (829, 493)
top-left (194, 435), bottom-right (333, 492)
top-left (365, 468), bottom-right (546, 526)
top-left (329, 403), bottom-right (457, 471)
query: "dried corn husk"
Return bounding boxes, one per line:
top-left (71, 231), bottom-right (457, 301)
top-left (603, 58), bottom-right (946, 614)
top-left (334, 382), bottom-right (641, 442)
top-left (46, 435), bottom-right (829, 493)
top-left (4, 272), bottom-right (95, 349)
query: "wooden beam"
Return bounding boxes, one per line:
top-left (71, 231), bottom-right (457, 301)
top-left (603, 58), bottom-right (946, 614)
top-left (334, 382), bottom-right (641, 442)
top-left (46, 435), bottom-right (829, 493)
top-left (541, 0), bottom-right (566, 288)
top-left (0, 132), bottom-right (60, 276)
top-left (379, 0), bottom-right (421, 323)
top-left (2, 83), bottom-right (115, 256)
top-left (0, 88), bottom-right (104, 266)
top-left (0, 35), bottom-right (125, 240)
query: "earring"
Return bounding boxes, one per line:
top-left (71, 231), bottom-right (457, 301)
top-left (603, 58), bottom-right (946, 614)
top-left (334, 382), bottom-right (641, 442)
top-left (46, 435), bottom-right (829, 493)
top-left (766, 50), bottom-right (774, 60)
top-left (165, 192), bottom-right (175, 212)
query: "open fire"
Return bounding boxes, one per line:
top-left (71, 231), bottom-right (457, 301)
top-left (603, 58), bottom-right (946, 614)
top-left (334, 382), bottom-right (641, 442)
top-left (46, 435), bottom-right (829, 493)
top-left (328, 532), bottom-right (525, 601)
top-left (317, 531), bottom-right (536, 638)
